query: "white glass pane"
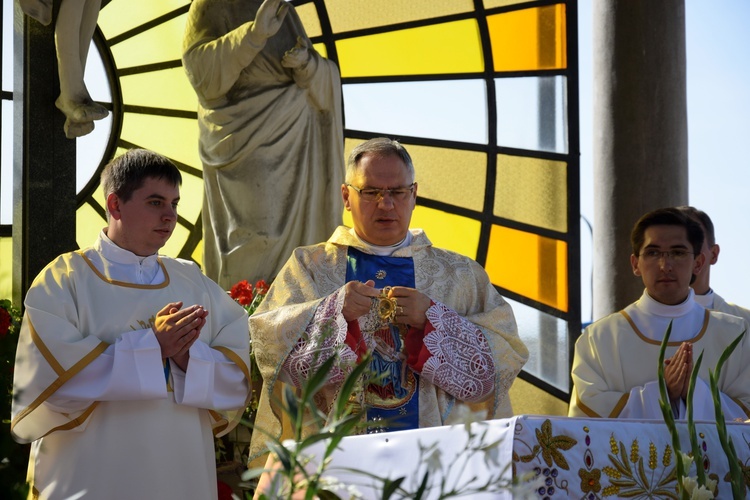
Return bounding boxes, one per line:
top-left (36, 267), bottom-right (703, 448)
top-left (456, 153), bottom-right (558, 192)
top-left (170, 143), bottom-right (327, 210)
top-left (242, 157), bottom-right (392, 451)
top-left (507, 297), bottom-right (569, 392)
top-left (76, 41), bottom-right (113, 194)
top-left (496, 76), bottom-right (568, 153)
top-left (1, 100), bottom-right (11, 225)
top-left (343, 80), bottom-right (487, 144)
top-left (2, 1), bottom-right (12, 93)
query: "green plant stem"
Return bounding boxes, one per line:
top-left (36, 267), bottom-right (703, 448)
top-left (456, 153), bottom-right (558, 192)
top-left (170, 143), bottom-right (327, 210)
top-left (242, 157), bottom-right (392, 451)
top-left (686, 351), bottom-right (706, 486)
top-left (709, 330), bottom-right (747, 500)
top-left (657, 321), bottom-right (688, 500)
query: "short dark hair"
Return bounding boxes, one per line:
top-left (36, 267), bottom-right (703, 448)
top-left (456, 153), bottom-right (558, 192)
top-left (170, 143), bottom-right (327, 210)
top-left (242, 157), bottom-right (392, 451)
top-left (101, 149), bottom-right (182, 205)
top-left (676, 206), bottom-right (715, 246)
top-left (631, 207), bottom-right (704, 256)
top-left (346, 138), bottom-right (415, 184)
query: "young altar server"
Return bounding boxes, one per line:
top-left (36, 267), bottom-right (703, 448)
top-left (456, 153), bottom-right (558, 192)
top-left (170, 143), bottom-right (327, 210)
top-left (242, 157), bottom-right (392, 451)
top-left (11, 149), bottom-right (252, 499)
top-left (569, 207), bottom-right (750, 420)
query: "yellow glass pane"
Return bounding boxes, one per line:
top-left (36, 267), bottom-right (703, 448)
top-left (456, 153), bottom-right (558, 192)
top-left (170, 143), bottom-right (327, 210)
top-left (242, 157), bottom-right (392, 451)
top-left (494, 155), bottom-right (567, 232)
top-left (109, 14), bottom-right (188, 68)
top-left (337, 20), bottom-right (483, 77)
top-left (296, 3), bottom-right (323, 38)
top-left (345, 140), bottom-right (486, 212)
top-left (408, 146), bottom-right (486, 212)
top-left (120, 68), bottom-right (198, 111)
top-left (342, 206), bottom-right (480, 261)
top-left (77, 202), bottom-right (107, 249)
top-left (191, 240), bottom-right (203, 268)
top-left (160, 223), bottom-right (189, 258)
top-left (177, 171), bottom-right (203, 225)
top-left (485, 225), bottom-right (567, 311)
top-left (484, 0), bottom-right (532, 8)
top-left (0, 237), bottom-right (11, 298)
top-left (313, 43), bottom-right (328, 59)
top-left (325, 0), bottom-right (474, 33)
top-left (411, 206), bottom-right (480, 260)
top-left (119, 113), bottom-right (202, 171)
top-left (488, 5), bottom-right (566, 72)
top-left (99, 0), bottom-right (189, 39)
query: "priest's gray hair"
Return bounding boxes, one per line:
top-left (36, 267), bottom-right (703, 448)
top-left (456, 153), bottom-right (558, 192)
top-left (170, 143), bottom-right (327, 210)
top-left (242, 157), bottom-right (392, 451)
top-left (346, 138), bottom-right (415, 184)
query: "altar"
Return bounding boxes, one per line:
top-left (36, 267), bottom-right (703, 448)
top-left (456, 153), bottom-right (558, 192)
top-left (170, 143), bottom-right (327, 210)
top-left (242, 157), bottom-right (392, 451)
top-left (303, 415), bottom-right (750, 498)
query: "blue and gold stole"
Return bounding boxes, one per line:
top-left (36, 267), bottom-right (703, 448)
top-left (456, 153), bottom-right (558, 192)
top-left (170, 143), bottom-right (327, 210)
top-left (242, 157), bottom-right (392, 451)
top-left (346, 247), bottom-right (419, 433)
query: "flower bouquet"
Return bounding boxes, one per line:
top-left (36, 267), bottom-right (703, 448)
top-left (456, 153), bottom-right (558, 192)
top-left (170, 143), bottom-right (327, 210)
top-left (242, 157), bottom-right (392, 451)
top-left (1, 299), bottom-right (30, 500)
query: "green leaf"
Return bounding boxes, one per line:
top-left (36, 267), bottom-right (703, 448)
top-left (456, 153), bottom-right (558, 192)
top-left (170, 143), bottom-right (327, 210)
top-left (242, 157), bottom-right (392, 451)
top-left (381, 477), bottom-right (406, 500)
top-left (334, 353), bottom-right (373, 417)
top-left (316, 490), bottom-right (342, 500)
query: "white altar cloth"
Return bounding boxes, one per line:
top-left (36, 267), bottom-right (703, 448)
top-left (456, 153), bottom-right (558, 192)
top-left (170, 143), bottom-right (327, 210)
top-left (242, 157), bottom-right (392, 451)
top-left (302, 415), bottom-right (750, 499)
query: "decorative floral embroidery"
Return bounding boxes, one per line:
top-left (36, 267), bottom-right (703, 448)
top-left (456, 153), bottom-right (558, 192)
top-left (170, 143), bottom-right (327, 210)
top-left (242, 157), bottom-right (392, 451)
top-left (515, 419), bottom-right (576, 497)
top-left (600, 436), bottom-right (678, 498)
top-left (421, 301), bottom-right (494, 402)
top-left (283, 290), bottom-right (355, 388)
top-left (579, 468), bottom-right (602, 494)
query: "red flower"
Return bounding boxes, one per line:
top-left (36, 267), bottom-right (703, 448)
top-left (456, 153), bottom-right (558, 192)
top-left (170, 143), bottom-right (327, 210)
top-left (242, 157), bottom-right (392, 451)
top-left (230, 280), bottom-right (254, 306)
top-left (0, 307), bottom-right (11, 337)
top-left (254, 279), bottom-right (270, 296)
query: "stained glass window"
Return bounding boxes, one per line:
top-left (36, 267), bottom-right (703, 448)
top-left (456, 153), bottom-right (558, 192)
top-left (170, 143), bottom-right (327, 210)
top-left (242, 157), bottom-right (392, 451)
top-left (0, 0), bottom-right (579, 398)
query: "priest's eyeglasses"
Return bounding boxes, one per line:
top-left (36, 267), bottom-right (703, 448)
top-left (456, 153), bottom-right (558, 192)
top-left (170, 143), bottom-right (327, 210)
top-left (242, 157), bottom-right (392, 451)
top-left (639, 249), bottom-right (693, 262)
top-left (347, 183), bottom-right (416, 203)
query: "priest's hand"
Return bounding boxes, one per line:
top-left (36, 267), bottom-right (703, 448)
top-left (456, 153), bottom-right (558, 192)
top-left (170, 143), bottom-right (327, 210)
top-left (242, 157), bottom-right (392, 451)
top-left (249, 0), bottom-right (289, 45)
top-left (387, 286), bottom-right (431, 330)
top-left (152, 302), bottom-right (207, 371)
top-left (664, 342), bottom-right (693, 401)
top-left (342, 280), bottom-right (379, 322)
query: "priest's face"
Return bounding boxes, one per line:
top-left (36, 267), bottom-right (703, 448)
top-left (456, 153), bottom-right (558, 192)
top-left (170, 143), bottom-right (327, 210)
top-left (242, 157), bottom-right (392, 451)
top-left (106, 176), bottom-right (179, 257)
top-left (342, 152), bottom-right (417, 246)
top-left (630, 224), bottom-right (705, 305)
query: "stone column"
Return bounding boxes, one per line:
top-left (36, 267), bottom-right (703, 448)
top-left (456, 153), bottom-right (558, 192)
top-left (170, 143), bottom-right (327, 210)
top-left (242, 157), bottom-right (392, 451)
top-left (593, 0), bottom-right (688, 319)
top-left (12, 3), bottom-right (77, 305)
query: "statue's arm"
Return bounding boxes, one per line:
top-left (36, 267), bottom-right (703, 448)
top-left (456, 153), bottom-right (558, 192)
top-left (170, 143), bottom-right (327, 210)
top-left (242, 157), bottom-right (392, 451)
top-left (182, 0), bottom-right (290, 104)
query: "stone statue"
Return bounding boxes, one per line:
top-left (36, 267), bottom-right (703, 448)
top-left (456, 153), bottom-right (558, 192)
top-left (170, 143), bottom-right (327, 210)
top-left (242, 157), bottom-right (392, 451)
top-left (19, 0), bottom-right (109, 138)
top-left (182, 0), bottom-right (344, 289)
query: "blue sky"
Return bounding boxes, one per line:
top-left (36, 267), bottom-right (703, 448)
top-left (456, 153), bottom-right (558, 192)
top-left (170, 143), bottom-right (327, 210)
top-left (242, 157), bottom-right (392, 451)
top-left (576, 0), bottom-right (750, 321)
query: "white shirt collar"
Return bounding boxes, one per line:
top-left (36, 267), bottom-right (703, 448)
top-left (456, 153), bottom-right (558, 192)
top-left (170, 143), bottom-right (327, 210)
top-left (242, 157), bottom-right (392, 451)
top-left (692, 288), bottom-right (714, 309)
top-left (349, 228), bottom-right (413, 256)
top-left (639, 288), bottom-right (696, 318)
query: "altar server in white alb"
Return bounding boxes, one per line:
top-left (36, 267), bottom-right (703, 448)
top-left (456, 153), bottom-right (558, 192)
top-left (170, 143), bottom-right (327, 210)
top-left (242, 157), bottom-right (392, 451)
top-left (11, 149), bottom-right (252, 499)
top-left (569, 207), bottom-right (750, 420)
top-left (677, 205), bottom-right (750, 325)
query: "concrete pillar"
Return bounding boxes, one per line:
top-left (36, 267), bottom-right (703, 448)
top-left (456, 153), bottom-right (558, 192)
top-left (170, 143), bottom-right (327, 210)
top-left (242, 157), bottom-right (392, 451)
top-left (593, 0), bottom-right (688, 319)
top-left (12, 3), bottom-right (77, 305)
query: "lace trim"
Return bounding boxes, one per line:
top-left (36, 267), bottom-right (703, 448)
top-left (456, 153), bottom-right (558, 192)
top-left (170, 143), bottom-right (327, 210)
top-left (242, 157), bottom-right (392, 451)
top-left (421, 301), bottom-right (495, 403)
